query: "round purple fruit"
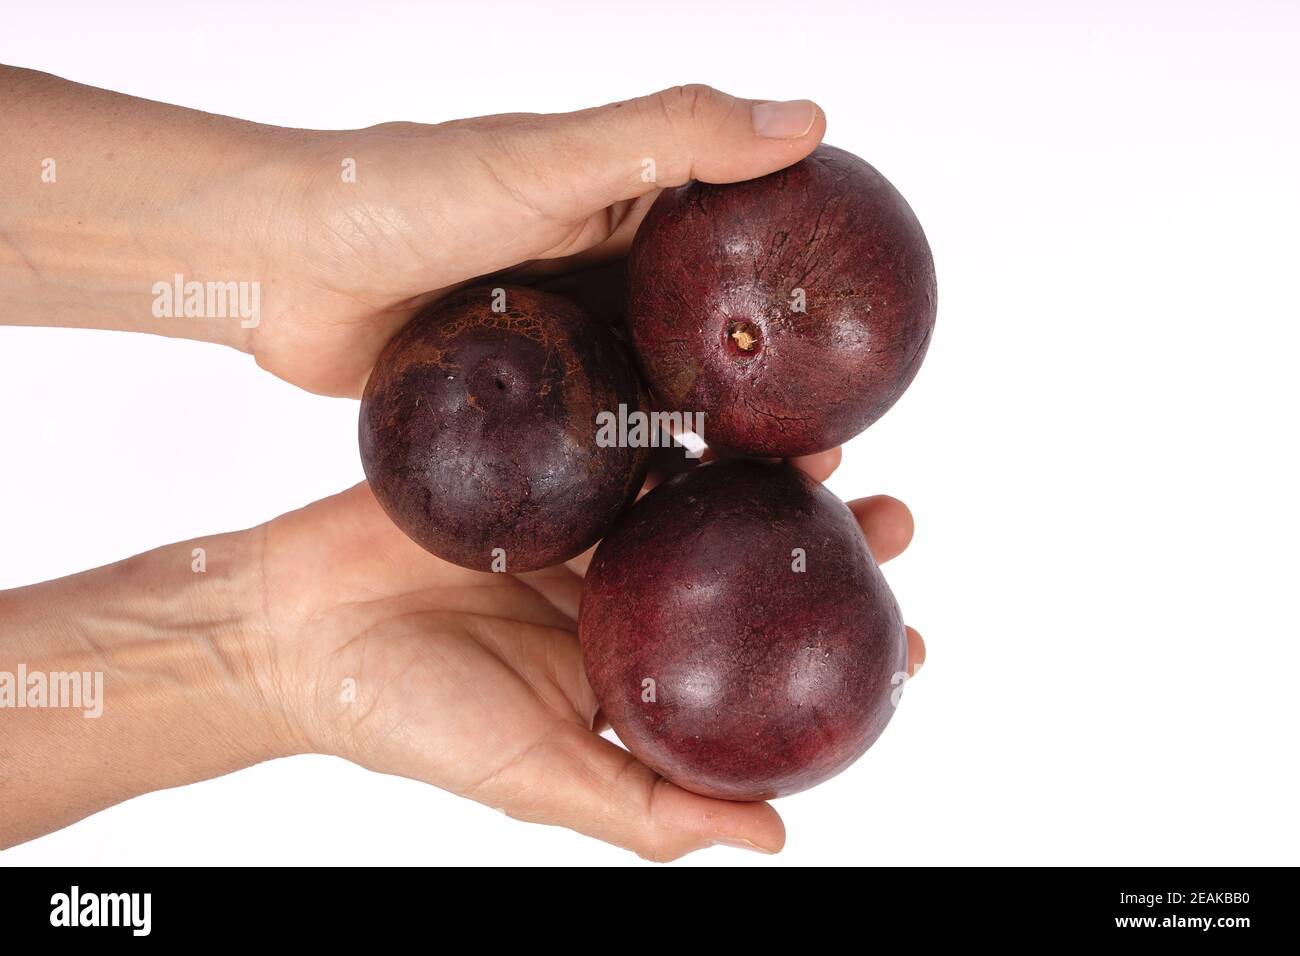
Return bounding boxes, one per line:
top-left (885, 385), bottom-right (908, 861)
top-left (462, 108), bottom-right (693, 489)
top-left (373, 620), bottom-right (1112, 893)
top-left (360, 285), bottom-right (650, 572)
top-left (628, 144), bottom-right (936, 456)
top-left (579, 458), bottom-right (908, 801)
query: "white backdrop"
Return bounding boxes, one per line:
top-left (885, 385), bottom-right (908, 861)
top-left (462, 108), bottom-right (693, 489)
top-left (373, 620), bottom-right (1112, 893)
top-left (2, 0), bottom-right (1297, 866)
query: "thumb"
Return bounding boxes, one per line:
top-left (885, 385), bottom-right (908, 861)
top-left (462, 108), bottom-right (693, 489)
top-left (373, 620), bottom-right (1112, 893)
top-left (468, 84), bottom-right (826, 219)
top-left (477, 721), bottom-right (786, 862)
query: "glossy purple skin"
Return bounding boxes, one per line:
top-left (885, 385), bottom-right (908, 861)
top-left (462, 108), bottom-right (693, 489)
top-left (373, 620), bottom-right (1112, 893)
top-left (627, 144), bottom-right (937, 457)
top-left (579, 459), bottom-right (907, 801)
top-left (359, 285), bottom-right (650, 572)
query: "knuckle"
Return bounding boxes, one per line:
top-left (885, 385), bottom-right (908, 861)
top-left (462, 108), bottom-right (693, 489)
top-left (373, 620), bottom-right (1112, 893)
top-left (659, 83), bottom-right (723, 125)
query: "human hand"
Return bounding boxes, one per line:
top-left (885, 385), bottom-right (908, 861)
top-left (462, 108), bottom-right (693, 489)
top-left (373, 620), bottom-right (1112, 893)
top-left (1, 69), bottom-right (826, 397)
top-left (246, 85), bottom-right (830, 396)
top-left (0, 69), bottom-right (924, 860)
top-left (250, 464), bottom-right (924, 860)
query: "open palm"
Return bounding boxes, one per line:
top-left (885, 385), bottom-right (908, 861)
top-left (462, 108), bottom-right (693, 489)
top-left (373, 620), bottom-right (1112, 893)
top-left (253, 460), bottom-right (919, 860)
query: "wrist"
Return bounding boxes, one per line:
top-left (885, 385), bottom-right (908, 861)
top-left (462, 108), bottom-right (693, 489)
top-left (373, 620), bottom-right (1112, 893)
top-left (0, 66), bottom-right (316, 351)
top-left (0, 526), bottom-right (302, 846)
top-left (87, 526), bottom-right (303, 763)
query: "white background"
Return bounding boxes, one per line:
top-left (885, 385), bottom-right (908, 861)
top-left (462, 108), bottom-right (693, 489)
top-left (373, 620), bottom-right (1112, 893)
top-left (2, 0), bottom-right (1298, 866)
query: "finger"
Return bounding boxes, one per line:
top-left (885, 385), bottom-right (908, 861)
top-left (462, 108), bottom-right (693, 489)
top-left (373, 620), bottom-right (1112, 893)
top-left (906, 625), bottom-right (926, 676)
top-left (483, 722), bottom-right (785, 862)
top-left (847, 495), bottom-right (914, 564)
top-left (790, 446), bottom-right (842, 483)
top-left (469, 85), bottom-right (826, 222)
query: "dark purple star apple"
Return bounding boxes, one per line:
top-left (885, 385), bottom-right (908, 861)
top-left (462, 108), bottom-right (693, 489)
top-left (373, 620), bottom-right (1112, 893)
top-left (627, 144), bottom-right (937, 457)
top-left (359, 285), bottom-right (650, 572)
top-left (578, 458), bottom-right (908, 801)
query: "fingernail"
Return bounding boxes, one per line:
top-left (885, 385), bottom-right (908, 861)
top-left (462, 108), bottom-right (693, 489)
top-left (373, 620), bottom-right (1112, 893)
top-left (712, 836), bottom-right (777, 854)
top-left (752, 100), bottom-right (817, 139)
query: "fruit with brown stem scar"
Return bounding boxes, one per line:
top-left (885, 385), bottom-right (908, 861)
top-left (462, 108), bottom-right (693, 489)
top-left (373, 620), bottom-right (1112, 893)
top-left (627, 144), bottom-right (937, 457)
